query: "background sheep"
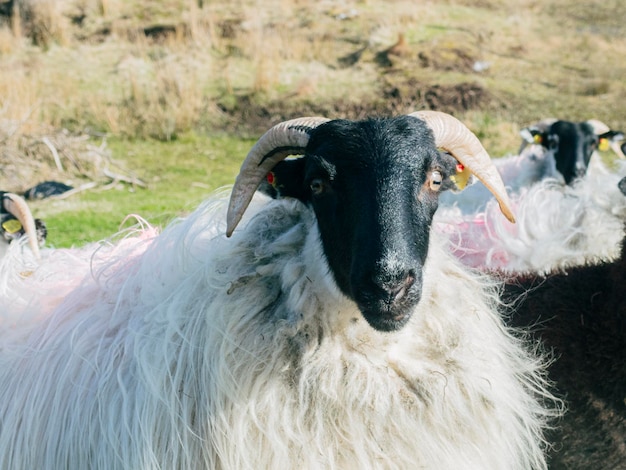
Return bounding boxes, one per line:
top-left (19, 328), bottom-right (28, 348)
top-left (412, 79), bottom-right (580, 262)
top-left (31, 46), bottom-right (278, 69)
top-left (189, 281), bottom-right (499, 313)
top-left (0, 111), bottom-right (558, 469)
top-left (439, 118), bottom-right (624, 215)
top-left (437, 155), bottom-right (626, 274)
top-left (501, 177), bottom-right (626, 469)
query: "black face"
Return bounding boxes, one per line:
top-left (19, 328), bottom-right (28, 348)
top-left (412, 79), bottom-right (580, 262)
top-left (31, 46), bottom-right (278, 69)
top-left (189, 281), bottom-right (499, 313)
top-left (549, 121), bottom-right (599, 184)
top-left (261, 116), bottom-right (459, 332)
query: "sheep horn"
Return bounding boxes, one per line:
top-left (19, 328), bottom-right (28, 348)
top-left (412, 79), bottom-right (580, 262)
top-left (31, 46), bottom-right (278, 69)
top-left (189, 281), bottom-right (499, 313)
top-left (586, 119), bottom-right (611, 136)
top-left (2, 192), bottom-right (41, 259)
top-left (609, 140), bottom-right (626, 159)
top-left (226, 117), bottom-right (330, 236)
top-left (409, 110), bottom-right (516, 223)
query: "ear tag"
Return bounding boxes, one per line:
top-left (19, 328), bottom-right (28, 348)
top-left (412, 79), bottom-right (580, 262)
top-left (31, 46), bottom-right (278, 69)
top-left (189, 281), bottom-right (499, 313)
top-left (450, 163), bottom-right (473, 190)
top-left (266, 172), bottom-right (277, 187)
top-left (2, 219), bottom-right (22, 234)
top-left (533, 134), bottom-right (543, 144)
top-left (599, 138), bottom-right (609, 152)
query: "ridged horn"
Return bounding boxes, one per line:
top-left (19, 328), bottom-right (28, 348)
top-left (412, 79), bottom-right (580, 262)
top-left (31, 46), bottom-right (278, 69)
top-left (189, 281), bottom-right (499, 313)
top-left (226, 117), bottom-right (330, 236)
top-left (586, 119), bottom-right (610, 136)
top-left (409, 110), bottom-right (516, 223)
top-left (2, 193), bottom-right (41, 259)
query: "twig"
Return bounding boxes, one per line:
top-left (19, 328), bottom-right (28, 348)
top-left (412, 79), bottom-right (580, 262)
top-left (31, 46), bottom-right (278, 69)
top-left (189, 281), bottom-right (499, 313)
top-left (42, 136), bottom-right (64, 172)
top-left (48, 181), bottom-right (98, 200)
top-left (103, 168), bottom-right (147, 188)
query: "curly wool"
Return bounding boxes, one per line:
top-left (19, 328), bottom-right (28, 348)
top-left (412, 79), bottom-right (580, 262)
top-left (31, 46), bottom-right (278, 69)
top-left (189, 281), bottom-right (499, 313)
top-left (0, 191), bottom-right (558, 469)
top-left (437, 159), bottom-right (626, 274)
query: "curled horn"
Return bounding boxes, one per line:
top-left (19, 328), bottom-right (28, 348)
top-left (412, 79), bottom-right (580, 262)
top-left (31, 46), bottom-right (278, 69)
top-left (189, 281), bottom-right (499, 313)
top-left (409, 110), bottom-right (516, 223)
top-left (226, 117), bottom-right (330, 236)
top-left (2, 193), bottom-right (41, 259)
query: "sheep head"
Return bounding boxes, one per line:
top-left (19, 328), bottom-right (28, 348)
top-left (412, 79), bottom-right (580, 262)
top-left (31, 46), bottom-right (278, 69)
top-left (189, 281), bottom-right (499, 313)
top-left (519, 119), bottom-right (625, 184)
top-left (1, 192), bottom-right (41, 259)
top-left (227, 111), bottom-right (513, 332)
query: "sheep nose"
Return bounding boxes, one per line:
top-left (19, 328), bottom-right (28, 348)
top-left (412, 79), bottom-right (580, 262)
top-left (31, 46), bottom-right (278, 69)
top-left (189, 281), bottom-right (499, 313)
top-left (575, 161), bottom-right (587, 177)
top-left (381, 272), bottom-right (415, 304)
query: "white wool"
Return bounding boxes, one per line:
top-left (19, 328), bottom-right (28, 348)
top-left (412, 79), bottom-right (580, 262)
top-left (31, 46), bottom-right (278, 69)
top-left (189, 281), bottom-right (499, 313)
top-left (0, 190), bottom-right (557, 469)
top-left (437, 159), bottom-right (626, 274)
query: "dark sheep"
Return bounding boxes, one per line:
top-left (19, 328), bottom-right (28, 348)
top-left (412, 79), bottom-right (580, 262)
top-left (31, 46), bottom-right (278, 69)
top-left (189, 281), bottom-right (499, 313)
top-left (502, 176), bottom-right (626, 469)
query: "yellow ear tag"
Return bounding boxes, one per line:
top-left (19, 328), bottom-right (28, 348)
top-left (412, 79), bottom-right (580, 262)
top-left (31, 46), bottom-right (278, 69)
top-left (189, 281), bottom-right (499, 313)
top-left (533, 134), bottom-right (542, 144)
top-left (449, 163), bottom-right (472, 190)
top-left (2, 219), bottom-right (22, 234)
top-left (599, 138), bottom-right (609, 152)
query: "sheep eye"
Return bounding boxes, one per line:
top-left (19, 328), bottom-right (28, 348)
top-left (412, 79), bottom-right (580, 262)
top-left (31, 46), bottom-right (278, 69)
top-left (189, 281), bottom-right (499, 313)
top-left (429, 170), bottom-right (443, 191)
top-left (310, 178), bottom-right (326, 196)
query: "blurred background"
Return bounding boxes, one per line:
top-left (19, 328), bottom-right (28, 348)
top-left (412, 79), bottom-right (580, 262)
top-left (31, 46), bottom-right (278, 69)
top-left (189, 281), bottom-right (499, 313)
top-left (0, 0), bottom-right (624, 246)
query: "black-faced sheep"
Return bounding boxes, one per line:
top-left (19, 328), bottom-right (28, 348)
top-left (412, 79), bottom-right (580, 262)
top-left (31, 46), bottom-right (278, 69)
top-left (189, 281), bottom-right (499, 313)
top-left (439, 118), bottom-right (624, 215)
top-left (517, 118), bottom-right (624, 184)
top-left (501, 177), bottom-right (626, 469)
top-left (0, 112), bottom-right (558, 469)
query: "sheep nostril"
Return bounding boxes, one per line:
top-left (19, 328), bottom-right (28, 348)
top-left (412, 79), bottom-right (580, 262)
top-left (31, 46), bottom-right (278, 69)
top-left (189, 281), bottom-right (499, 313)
top-left (384, 274), bottom-right (415, 303)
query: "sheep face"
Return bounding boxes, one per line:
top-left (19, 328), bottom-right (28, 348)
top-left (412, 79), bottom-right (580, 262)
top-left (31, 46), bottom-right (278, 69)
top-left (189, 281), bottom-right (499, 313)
top-left (264, 117), bottom-right (459, 331)
top-left (550, 121), bottom-right (599, 184)
top-left (522, 120), bottom-right (617, 185)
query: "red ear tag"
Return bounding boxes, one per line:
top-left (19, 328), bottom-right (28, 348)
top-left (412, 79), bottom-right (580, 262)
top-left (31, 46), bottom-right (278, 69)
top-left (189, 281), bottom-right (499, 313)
top-left (456, 163), bottom-right (465, 173)
top-left (267, 172), bottom-right (276, 186)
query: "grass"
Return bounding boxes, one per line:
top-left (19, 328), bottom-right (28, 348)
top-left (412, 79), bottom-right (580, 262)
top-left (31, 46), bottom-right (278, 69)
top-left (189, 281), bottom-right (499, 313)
top-left (28, 133), bottom-right (250, 247)
top-left (0, 0), bottom-right (625, 246)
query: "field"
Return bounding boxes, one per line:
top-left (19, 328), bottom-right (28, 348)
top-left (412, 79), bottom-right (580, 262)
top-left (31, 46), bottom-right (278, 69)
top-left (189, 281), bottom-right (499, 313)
top-left (1, 0), bottom-right (624, 247)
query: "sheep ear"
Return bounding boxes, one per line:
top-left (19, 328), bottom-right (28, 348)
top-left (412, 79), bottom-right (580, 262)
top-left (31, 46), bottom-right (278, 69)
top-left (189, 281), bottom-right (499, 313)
top-left (448, 161), bottom-right (475, 191)
top-left (257, 158), bottom-right (308, 200)
top-left (227, 117), bottom-right (330, 237)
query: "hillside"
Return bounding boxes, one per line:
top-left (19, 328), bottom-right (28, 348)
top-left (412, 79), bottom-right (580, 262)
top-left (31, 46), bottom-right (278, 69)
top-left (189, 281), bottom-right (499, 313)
top-left (0, 0), bottom-right (624, 245)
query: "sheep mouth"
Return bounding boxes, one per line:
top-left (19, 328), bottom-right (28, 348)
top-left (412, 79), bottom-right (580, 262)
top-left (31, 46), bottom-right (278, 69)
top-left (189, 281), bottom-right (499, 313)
top-left (353, 281), bottom-right (421, 332)
top-left (359, 306), bottom-right (413, 332)
top-left (357, 291), bottom-right (419, 332)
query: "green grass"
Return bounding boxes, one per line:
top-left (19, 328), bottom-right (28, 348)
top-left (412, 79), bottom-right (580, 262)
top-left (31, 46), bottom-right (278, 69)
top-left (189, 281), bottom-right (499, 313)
top-left (31, 132), bottom-right (252, 247)
top-left (2, 0), bottom-right (625, 247)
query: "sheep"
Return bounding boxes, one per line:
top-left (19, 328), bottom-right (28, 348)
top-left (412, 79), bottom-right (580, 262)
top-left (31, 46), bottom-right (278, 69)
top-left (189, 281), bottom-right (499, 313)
top-left (516, 118), bottom-right (624, 184)
top-left (439, 118), bottom-right (625, 215)
top-left (436, 156), bottom-right (626, 274)
top-left (0, 191), bottom-right (42, 259)
top-left (500, 177), bottom-right (626, 469)
top-left (0, 111), bottom-right (559, 470)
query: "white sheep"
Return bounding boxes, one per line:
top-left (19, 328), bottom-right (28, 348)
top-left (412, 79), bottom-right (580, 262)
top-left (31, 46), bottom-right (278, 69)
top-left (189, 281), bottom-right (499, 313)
top-left (0, 112), bottom-right (559, 469)
top-left (437, 158), bottom-right (626, 274)
top-left (439, 118), bottom-right (625, 216)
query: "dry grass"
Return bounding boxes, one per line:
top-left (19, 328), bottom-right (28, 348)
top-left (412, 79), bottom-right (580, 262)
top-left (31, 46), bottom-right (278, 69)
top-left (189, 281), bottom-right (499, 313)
top-left (0, 0), bottom-right (625, 188)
